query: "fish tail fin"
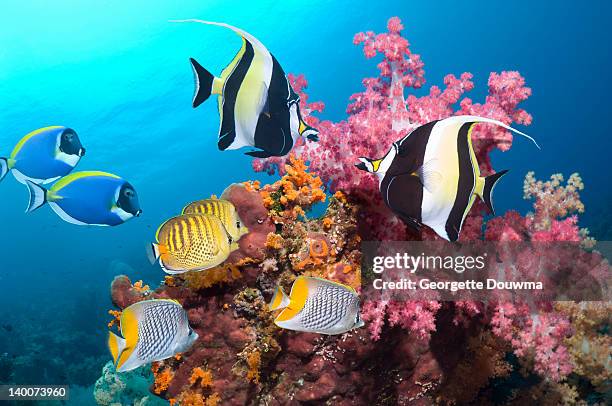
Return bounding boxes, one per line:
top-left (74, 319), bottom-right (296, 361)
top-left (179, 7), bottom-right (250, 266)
top-left (190, 58), bottom-right (215, 108)
top-left (482, 170), bottom-right (509, 215)
top-left (146, 243), bottom-right (161, 264)
top-left (108, 331), bottom-right (126, 366)
top-left (24, 180), bottom-right (48, 213)
top-left (269, 286), bottom-right (290, 311)
top-left (0, 158), bottom-right (8, 183)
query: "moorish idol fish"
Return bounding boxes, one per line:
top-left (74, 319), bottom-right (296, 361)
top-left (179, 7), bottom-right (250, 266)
top-left (182, 197), bottom-right (249, 241)
top-left (0, 126), bottom-right (85, 185)
top-left (269, 276), bottom-right (364, 335)
top-left (170, 19), bottom-right (319, 158)
top-left (356, 115), bottom-right (540, 241)
top-left (24, 171), bottom-right (142, 226)
top-left (108, 299), bottom-right (198, 372)
top-left (147, 213), bottom-right (238, 274)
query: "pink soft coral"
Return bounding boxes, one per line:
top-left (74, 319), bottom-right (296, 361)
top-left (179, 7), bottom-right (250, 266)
top-left (254, 17), bottom-right (532, 240)
top-left (253, 17), bottom-right (607, 383)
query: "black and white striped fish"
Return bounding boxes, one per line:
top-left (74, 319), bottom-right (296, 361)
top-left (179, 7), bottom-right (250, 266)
top-left (108, 299), bottom-right (198, 372)
top-left (356, 115), bottom-right (539, 241)
top-left (171, 20), bottom-right (319, 158)
top-left (269, 276), bottom-right (364, 335)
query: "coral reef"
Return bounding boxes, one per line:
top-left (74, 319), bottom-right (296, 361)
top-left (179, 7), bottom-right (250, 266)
top-left (94, 361), bottom-right (166, 405)
top-left (102, 16), bottom-right (610, 405)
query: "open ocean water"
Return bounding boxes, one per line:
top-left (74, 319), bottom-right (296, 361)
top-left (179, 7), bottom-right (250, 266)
top-left (0, 0), bottom-right (610, 404)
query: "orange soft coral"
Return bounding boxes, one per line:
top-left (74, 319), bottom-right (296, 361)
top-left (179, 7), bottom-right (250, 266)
top-left (265, 232), bottom-right (284, 250)
top-left (132, 280), bottom-right (150, 293)
top-left (107, 309), bottom-right (122, 331)
top-left (189, 367), bottom-right (214, 388)
top-left (178, 391), bottom-right (205, 406)
top-left (260, 156), bottom-right (326, 224)
top-left (152, 363), bottom-right (174, 394)
top-left (206, 393), bottom-right (221, 406)
top-left (243, 180), bottom-right (261, 192)
top-left (183, 257), bottom-right (256, 290)
top-left (246, 350), bottom-right (261, 383)
top-left (177, 391), bottom-right (221, 406)
top-left (295, 237), bottom-right (331, 271)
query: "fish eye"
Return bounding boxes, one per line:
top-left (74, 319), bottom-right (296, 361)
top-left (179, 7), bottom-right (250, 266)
top-left (236, 220), bottom-right (241, 228)
top-left (125, 189), bottom-right (134, 197)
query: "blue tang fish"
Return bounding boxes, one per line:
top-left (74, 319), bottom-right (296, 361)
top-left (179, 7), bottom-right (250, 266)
top-left (24, 171), bottom-right (142, 226)
top-left (0, 126), bottom-right (85, 185)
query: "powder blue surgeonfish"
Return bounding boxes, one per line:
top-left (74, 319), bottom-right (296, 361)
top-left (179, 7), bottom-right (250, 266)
top-left (170, 20), bottom-right (319, 158)
top-left (0, 126), bottom-right (85, 185)
top-left (24, 171), bottom-right (142, 226)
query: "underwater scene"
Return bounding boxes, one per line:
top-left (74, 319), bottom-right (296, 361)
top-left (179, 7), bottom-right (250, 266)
top-left (1, 1), bottom-right (610, 405)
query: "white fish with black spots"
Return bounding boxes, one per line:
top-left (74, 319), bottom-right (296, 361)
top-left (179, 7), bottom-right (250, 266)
top-left (108, 299), bottom-right (198, 372)
top-left (268, 276), bottom-right (364, 335)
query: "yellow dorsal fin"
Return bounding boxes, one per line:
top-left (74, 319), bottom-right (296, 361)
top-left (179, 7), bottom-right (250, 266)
top-left (51, 171), bottom-right (120, 193)
top-left (11, 126), bottom-right (63, 158)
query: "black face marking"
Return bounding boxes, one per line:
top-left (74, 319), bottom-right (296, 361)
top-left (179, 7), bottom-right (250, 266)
top-left (386, 120), bottom-right (438, 178)
top-left (59, 128), bottom-right (85, 156)
top-left (355, 162), bottom-right (368, 171)
top-left (218, 40), bottom-right (255, 150)
top-left (445, 122), bottom-right (476, 242)
top-left (117, 183), bottom-right (142, 217)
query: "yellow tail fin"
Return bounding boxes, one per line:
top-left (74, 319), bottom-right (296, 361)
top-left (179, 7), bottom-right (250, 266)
top-left (108, 331), bottom-right (126, 365)
top-left (269, 286), bottom-right (290, 311)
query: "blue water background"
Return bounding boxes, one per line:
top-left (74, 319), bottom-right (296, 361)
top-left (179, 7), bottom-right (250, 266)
top-left (0, 0), bottom-right (610, 389)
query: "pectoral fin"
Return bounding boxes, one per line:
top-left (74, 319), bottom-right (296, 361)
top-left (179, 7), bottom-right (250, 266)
top-left (415, 159), bottom-right (443, 194)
